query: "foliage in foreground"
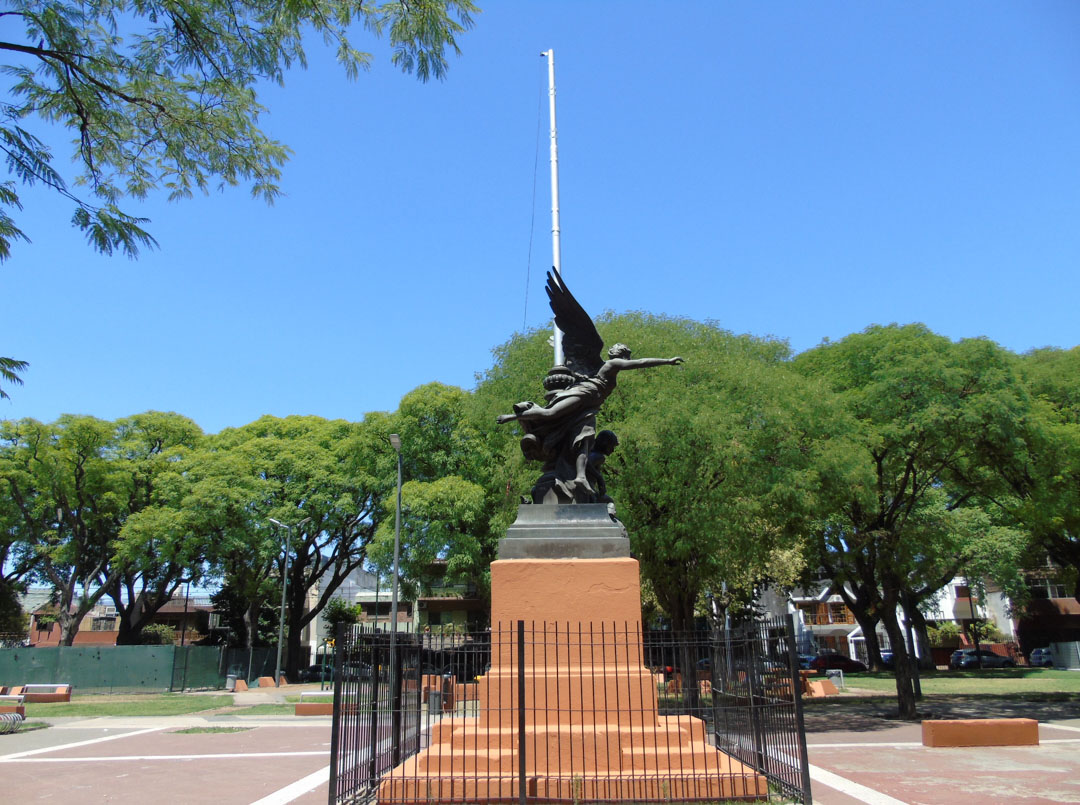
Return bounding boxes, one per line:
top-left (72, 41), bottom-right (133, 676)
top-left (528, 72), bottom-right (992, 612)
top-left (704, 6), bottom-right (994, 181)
top-left (0, 0), bottom-right (478, 260)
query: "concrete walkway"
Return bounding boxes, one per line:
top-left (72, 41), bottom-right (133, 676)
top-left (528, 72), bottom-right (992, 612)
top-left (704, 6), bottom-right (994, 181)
top-left (803, 694), bottom-right (1080, 804)
top-left (4, 690), bottom-right (1080, 803)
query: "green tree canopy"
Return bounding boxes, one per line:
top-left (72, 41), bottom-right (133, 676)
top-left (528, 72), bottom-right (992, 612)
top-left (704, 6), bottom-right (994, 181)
top-left (202, 415), bottom-right (385, 674)
top-left (0, 0), bottom-right (477, 259)
top-left (0, 411), bottom-right (204, 644)
top-left (794, 324), bottom-right (1031, 718)
top-left (988, 347), bottom-right (1080, 601)
top-left (370, 383), bottom-right (500, 606)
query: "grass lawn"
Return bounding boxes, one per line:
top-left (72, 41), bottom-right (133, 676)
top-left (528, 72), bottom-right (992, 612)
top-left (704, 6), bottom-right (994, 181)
top-left (16, 720), bottom-right (50, 733)
top-left (232, 703), bottom-right (296, 715)
top-left (841, 668), bottom-right (1080, 696)
top-left (23, 693), bottom-right (234, 717)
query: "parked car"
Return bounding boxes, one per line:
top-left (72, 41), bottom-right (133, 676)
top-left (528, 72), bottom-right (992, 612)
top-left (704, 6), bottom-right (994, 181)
top-left (1029, 647), bottom-right (1054, 668)
top-left (343, 661), bottom-right (373, 680)
top-left (809, 653), bottom-right (867, 673)
top-left (298, 661), bottom-right (334, 682)
top-left (948, 649), bottom-right (1014, 670)
top-left (880, 652), bottom-right (895, 670)
top-left (797, 654), bottom-right (815, 670)
top-left (297, 664), bottom-right (335, 683)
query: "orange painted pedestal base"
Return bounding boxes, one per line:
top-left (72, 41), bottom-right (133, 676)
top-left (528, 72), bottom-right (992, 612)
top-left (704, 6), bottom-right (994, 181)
top-left (379, 559), bottom-right (766, 803)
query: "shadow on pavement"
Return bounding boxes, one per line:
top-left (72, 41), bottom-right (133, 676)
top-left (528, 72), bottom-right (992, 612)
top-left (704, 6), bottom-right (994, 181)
top-left (802, 692), bottom-right (1080, 733)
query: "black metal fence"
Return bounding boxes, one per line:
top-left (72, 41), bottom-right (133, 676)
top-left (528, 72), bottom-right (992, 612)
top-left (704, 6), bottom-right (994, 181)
top-left (330, 617), bottom-right (811, 804)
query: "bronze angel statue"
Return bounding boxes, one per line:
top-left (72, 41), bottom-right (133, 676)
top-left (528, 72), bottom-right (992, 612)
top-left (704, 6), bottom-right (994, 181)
top-left (497, 271), bottom-right (683, 504)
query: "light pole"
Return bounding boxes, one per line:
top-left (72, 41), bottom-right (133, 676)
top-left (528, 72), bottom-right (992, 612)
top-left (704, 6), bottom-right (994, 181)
top-left (389, 434), bottom-right (404, 654)
top-left (269, 516), bottom-right (311, 687)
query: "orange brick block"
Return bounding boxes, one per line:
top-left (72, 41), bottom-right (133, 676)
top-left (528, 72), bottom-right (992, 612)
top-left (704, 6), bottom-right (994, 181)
top-left (257, 676), bottom-right (276, 688)
top-left (295, 702), bottom-right (333, 716)
top-left (233, 679), bottom-right (248, 692)
top-left (922, 718), bottom-right (1039, 747)
top-left (805, 679), bottom-right (839, 698)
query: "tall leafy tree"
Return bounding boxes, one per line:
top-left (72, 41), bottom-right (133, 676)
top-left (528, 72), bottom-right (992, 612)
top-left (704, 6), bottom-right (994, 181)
top-left (0, 415), bottom-right (126, 643)
top-left (369, 383), bottom-right (499, 607)
top-left (977, 347), bottom-right (1080, 601)
top-left (794, 324), bottom-right (1031, 719)
top-left (0, 412), bottom-right (204, 644)
top-left (104, 411), bottom-right (205, 643)
top-left (207, 415), bottom-right (384, 675)
top-left (0, 0), bottom-right (478, 259)
top-left (177, 445), bottom-right (277, 650)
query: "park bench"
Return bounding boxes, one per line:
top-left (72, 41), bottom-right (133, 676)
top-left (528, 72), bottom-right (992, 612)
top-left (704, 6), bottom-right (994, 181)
top-left (14, 684), bottom-right (72, 703)
top-left (295, 690), bottom-right (334, 716)
top-left (0, 693), bottom-right (25, 717)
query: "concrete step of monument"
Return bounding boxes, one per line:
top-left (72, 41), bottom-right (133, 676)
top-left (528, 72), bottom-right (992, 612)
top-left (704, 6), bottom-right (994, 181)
top-left (381, 765), bottom-right (768, 804)
top-left (431, 719), bottom-right (707, 752)
top-left (620, 743), bottom-right (732, 772)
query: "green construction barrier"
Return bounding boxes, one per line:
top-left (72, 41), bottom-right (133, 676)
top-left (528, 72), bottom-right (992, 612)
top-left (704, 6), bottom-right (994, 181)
top-left (0, 645), bottom-right (229, 693)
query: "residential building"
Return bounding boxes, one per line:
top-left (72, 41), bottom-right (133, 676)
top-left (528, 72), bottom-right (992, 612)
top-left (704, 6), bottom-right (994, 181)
top-left (764, 575), bottom-right (1018, 665)
top-left (413, 560), bottom-right (486, 633)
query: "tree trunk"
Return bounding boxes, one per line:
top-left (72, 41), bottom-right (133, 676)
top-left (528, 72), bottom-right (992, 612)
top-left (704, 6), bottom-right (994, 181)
top-left (905, 602), bottom-right (935, 671)
top-left (881, 602), bottom-right (917, 719)
top-left (286, 590), bottom-right (306, 679)
top-left (56, 608), bottom-right (80, 646)
top-left (242, 601), bottom-right (257, 650)
top-left (848, 605), bottom-right (884, 668)
top-left (53, 577), bottom-right (99, 646)
top-left (115, 606), bottom-right (147, 645)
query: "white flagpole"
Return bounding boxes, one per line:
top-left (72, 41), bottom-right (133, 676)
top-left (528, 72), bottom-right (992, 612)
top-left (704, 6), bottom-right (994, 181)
top-left (544, 49), bottom-right (564, 366)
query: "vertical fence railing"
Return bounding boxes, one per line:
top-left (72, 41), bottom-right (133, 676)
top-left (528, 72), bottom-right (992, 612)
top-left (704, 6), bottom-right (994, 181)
top-left (330, 619), bottom-right (812, 804)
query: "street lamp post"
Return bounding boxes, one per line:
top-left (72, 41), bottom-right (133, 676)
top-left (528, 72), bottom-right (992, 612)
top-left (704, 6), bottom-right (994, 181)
top-left (269, 516), bottom-right (311, 687)
top-left (388, 434), bottom-right (404, 656)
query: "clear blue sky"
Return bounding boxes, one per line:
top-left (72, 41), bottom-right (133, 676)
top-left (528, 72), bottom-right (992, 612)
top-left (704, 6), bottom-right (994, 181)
top-left (4, 1), bottom-right (1079, 434)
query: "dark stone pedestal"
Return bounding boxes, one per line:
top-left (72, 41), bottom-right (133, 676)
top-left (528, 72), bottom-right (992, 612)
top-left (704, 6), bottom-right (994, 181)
top-left (497, 504), bottom-right (630, 560)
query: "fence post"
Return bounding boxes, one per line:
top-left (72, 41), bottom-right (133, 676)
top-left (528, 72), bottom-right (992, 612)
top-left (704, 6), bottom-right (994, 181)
top-left (784, 614), bottom-right (813, 804)
top-left (710, 626), bottom-right (724, 747)
top-left (744, 623), bottom-right (767, 773)
top-left (168, 646), bottom-right (178, 693)
top-left (180, 645), bottom-right (191, 692)
top-left (328, 623), bottom-right (346, 805)
top-left (517, 619), bottom-right (526, 805)
top-left (391, 637), bottom-right (404, 768)
top-left (368, 636), bottom-right (381, 786)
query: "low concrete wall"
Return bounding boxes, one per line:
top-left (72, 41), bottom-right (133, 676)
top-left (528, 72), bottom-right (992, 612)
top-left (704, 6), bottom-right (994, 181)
top-left (922, 718), bottom-right (1039, 747)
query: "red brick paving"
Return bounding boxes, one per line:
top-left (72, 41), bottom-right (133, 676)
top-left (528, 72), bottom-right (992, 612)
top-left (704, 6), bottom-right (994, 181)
top-left (1, 724), bottom-right (331, 804)
top-left (5, 715), bottom-right (1080, 803)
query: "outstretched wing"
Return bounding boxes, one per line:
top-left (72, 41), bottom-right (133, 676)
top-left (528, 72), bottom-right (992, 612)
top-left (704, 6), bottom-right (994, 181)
top-left (546, 270), bottom-right (604, 377)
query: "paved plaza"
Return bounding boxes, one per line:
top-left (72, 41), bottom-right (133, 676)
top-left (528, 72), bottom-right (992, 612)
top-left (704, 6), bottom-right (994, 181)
top-left (2, 691), bottom-right (1080, 803)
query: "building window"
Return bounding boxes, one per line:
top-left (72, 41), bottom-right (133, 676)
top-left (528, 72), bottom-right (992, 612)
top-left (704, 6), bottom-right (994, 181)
top-left (954, 585), bottom-right (971, 598)
top-left (91, 617), bottom-right (116, 631)
top-left (1031, 580), bottom-right (1068, 599)
top-left (427, 611), bottom-right (443, 626)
